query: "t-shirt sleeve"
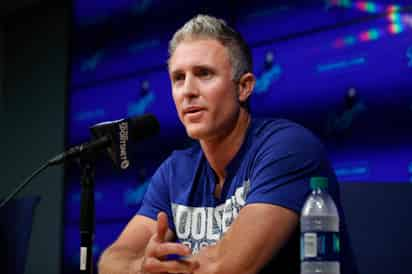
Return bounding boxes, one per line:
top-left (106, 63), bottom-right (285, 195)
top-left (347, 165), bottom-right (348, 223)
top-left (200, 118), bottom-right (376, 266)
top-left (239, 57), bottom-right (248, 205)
top-left (246, 124), bottom-right (330, 214)
top-left (137, 157), bottom-right (175, 230)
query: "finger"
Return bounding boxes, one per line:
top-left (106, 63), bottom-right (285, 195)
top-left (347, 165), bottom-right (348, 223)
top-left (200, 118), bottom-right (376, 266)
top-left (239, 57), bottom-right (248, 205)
top-left (143, 257), bottom-right (199, 274)
top-left (153, 242), bottom-right (192, 258)
top-left (156, 211), bottom-right (169, 242)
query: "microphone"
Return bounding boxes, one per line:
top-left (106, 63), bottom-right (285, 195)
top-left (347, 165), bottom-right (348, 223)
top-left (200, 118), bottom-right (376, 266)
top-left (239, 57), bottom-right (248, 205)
top-left (48, 114), bottom-right (160, 168)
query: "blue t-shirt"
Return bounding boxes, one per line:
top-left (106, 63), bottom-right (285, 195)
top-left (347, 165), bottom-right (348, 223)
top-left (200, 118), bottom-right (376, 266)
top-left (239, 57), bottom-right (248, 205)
top-left (138, 118), bottom-right (357, 274)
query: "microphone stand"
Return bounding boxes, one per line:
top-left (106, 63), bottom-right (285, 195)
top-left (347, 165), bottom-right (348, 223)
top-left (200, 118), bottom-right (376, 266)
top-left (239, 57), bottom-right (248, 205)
top-left (0, 152), bottom-right (98, 274)
top-left (79, 152), bottom-right (96, 274)
top-left (0, 114), bottom-right (160, 273)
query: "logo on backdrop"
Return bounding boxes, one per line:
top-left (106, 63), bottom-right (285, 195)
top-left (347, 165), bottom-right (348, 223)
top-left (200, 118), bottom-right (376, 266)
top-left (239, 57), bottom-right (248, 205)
top-left (81, 50), bottom-right (105, 72)
top-left (317, 57), bottom-right (366, 73)
top-left (408, 162), bottom-right (412, 183)
top-left (172, 180), bottom-right (250, 254)
top-left (128, 39), bottom-right (160, 54)
top-left (75, 109), bottom-right (105, 122)
top-left (407, 46), bottom-right (412, 67)
top-left (334, 161), bottom-right (370, 179)
top-left (128, 81), bottom-right (156, 116)
top-left (255, 51), bottom-right (282, 94)
top-left (131, 0), bottom-right (153, 15)
top-left (255, 66), bottom-right (282, 94)
top-left (326, 88), bottom-right (367, 142)
top-left (245, 4), bottom-right (289, 19)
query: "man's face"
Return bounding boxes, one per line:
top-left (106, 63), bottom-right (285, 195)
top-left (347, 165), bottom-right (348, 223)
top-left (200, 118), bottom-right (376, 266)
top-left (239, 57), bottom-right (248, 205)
top-left (169, 38), bottom-right (242, 141)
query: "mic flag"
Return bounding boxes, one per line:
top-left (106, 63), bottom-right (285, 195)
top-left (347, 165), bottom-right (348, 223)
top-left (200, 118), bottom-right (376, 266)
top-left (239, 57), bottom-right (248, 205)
top-left (90, 114), bottom-right (159, 170)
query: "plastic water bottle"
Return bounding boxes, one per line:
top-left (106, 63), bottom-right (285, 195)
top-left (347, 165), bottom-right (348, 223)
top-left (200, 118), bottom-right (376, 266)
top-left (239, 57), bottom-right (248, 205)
top-left (301, 177), bottom-right (340, 274)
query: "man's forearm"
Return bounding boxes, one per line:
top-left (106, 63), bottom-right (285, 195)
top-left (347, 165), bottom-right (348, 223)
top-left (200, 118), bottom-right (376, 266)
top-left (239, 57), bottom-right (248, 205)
top-left (188, 204), bottom-right (299, 274)
top-left (189, 240), bottom-right (257, 274)
top-left (98, 245), bottom-right (144, 274)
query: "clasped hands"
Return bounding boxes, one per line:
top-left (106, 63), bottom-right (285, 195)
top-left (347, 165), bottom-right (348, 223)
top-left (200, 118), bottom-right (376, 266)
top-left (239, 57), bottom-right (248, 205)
top-left (139, 212), bottom-right (199, 274)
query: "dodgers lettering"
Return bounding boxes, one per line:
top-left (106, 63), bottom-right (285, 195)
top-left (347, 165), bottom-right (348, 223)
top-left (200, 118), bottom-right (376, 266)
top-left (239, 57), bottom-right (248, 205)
top-left (172, 180), bottom-right (250, 253)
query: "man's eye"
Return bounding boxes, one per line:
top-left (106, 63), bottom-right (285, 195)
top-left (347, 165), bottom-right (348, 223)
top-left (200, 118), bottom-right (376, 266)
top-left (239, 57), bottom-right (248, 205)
top-left (198, 69), bottom-right (212, 78)
top-left (173, 74), bottom-right (185, 83)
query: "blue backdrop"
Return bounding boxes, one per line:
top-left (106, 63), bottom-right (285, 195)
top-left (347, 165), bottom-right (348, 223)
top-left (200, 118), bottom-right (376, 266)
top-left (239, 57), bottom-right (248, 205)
top-left (64, 1), bottom-right (412, 273)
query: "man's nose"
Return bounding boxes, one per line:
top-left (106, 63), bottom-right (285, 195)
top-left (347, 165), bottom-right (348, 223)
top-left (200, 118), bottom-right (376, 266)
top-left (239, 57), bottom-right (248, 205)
top-left (182, 75), bottom-right (199, 97)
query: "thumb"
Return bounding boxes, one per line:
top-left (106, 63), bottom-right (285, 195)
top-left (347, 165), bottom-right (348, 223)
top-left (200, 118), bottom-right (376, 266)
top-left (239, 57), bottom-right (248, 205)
top-left (155, 211), bottom-right (169, 242)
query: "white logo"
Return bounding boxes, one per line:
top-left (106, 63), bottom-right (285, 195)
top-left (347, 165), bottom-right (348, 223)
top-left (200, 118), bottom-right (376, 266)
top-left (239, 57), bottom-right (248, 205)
top-left (172, 180), bottom-right (250, 253)
top-left (119, 122), bottom-right (130, 169)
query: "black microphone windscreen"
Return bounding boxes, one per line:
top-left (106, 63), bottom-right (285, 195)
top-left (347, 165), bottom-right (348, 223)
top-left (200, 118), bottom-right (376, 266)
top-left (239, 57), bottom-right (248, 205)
top-left (129, 114), bottom-right (160, 141)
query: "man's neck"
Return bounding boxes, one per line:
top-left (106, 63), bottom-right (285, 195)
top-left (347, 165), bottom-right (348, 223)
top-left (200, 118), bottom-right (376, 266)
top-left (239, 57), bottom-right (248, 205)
top-left (200, 110), bottom-right (251, 186)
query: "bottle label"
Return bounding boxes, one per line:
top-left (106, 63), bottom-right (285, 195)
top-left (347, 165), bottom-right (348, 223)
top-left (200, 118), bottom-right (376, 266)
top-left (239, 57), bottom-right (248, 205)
top-left (301, 232), bottom-right (340, 261)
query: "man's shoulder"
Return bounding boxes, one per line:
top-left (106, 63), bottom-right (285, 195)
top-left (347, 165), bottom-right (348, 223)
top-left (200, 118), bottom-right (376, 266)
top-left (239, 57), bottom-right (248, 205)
top-left (252, 117), bottom-right (322, 147)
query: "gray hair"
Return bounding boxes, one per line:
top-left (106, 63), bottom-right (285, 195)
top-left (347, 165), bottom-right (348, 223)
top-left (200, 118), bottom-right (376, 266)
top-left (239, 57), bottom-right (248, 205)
top-left (168, 14), bottom-right (253, 82)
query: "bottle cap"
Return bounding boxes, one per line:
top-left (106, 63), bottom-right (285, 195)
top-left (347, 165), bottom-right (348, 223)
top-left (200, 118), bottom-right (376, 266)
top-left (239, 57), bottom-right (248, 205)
top-left (310, 177), bottom-right (328, 190)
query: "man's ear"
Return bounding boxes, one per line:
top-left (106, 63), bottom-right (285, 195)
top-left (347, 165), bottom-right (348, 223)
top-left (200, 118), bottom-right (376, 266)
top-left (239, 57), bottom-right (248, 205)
top-left (237, 72), bottom-right (256, 103)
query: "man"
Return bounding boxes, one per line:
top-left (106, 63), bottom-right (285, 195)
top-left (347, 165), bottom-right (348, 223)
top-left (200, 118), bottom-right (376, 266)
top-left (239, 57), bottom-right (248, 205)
top-left (98, 15), bottom-right (355, 274)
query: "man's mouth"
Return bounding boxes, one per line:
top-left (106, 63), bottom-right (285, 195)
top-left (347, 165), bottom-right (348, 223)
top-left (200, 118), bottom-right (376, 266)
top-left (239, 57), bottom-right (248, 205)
top-left (183, 106), bottom-right (205, 115)
top-left (182, 106), bottom-right (206, 121)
